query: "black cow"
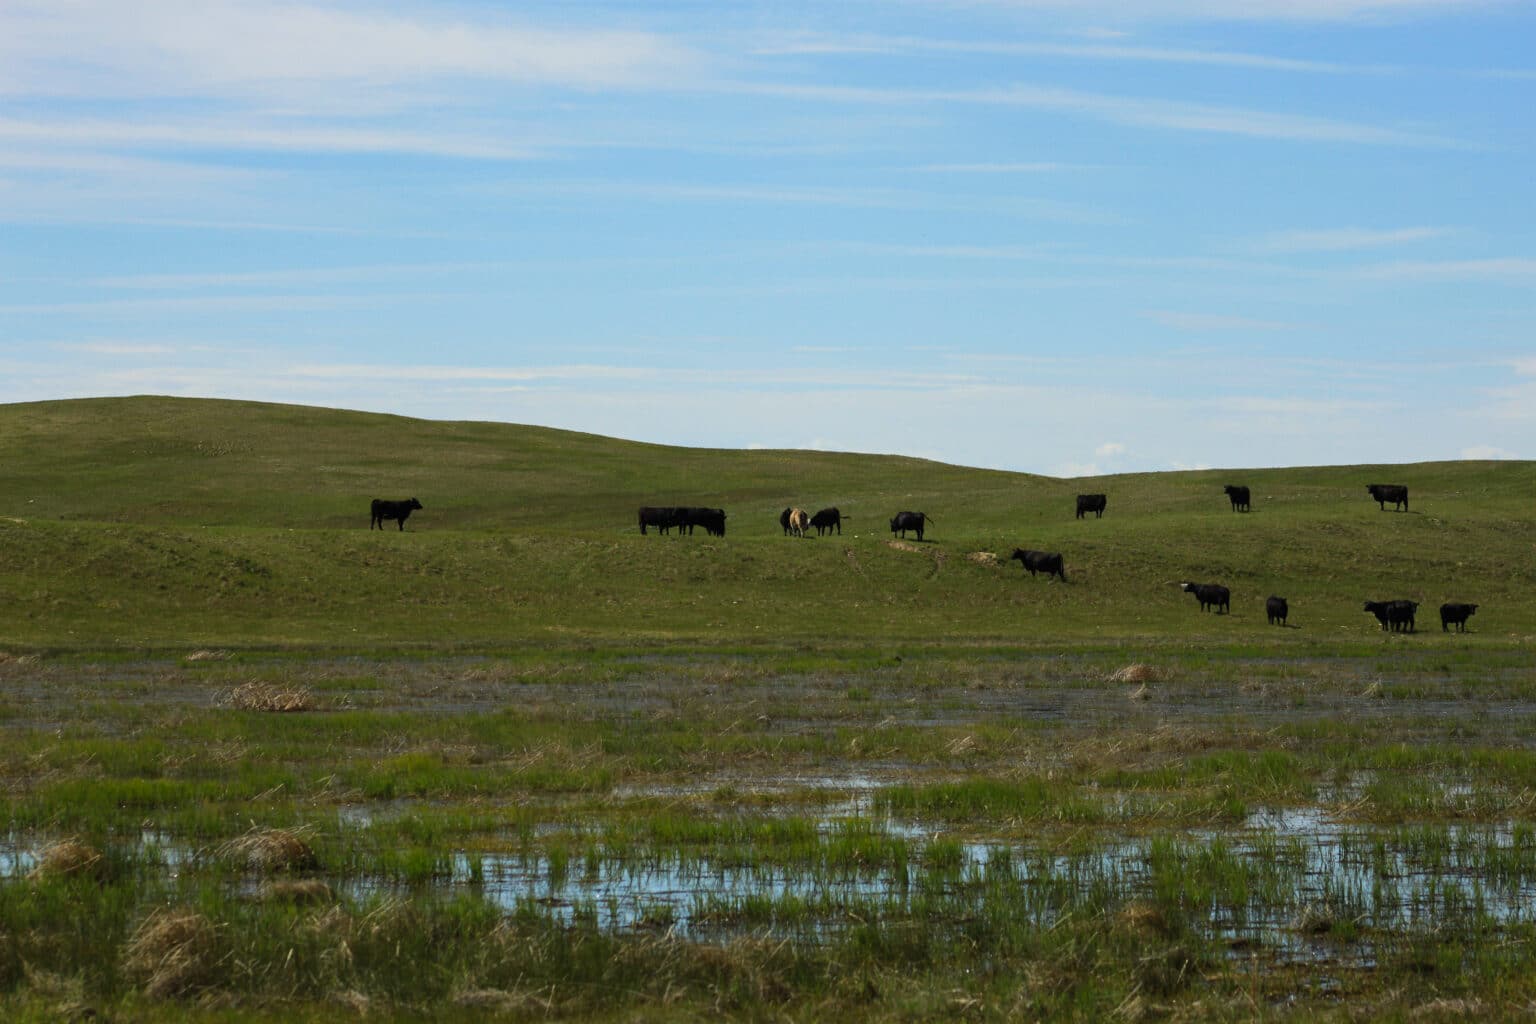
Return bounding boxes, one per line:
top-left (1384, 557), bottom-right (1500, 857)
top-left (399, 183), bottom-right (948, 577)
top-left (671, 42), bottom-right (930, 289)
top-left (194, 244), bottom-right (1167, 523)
top-left (1363, 599), bottom-right (1418, 633)
top-left (370, 497), bottom-right (422, 531)
top-left (1224, 485), bottom-right (1251, 512)
top-left (1009, 548), bottom-right (1066, 582)
top-left (1076, 494), bottom-right (1107, 519)
top-left (639, 506), bottom-right (680, 535)
top-left (1367, 484), bottom-right (1409, 512)
top-left (1180, 581), bottom-right (1230, 614)
top-left (779, 507), bottom-right (792, 536)
top-left (1440, 602), bottom-right (1478, 632)
top-left (1265, 595), bottom-right (1288, 626)
top-left (889, 511), bottom-right (933, 541)
top-left (811, 507), bottom-right (846, 536)
top-left (677, 507), bottom-right (727, 537)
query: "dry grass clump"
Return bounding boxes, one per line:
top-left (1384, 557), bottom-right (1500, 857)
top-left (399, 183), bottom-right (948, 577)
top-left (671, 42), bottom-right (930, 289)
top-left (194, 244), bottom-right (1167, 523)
top-left (123, 908), bottom-right (220, 999)
top-left (966, 551), bottom-right (999, 566)
top-left (226, 681), bottom-right (314, 712)
top-left (27, 840), bottom-right (105, 882)
top-left (1109, 663), bottom-right (1168, 685)
top-left (217, 826), bottom-right (319, 873)
top-left (452, 989), bottom-right (553, 1013)
top-left (1408, 998), bottom-right (1485, 1020)
top-left (1116, 901), bottom-right (1173, 937)
top-left (184, 649), bottom-right (231, 662)
top-left (255, 879), bottom-right (335, 905)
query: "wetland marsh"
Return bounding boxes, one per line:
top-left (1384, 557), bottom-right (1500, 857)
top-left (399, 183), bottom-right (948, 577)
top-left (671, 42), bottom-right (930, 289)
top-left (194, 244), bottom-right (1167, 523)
top-left (5, 644), bottom-right (1536, 1021)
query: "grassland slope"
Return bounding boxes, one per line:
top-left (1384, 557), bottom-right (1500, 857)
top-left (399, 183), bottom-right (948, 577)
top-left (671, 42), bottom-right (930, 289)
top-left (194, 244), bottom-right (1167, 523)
top-left (0, 396), bottom-right (1531, 649)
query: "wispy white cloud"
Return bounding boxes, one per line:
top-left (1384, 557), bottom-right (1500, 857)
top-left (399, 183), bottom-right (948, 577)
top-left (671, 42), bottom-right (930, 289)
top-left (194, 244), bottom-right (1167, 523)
top-left (1352, 258), bottom-right (1536, 282)
top-left (755, 33), bottom-right (1383, 74)
top-left (916, 0), bottom-right (1511, 23)
top-left (736, 82), bottom-right (1460, 147)
top-left (1145, 310), bottom-right (1295, 331)
top-left (53, 341), bottom-right (179, 355)
top-left (1094, 441), bottom-right (1127, 457)
top-left (1256, 226), bottom-right (1454, 252)
top-left (0, 117), bottom-right (541, 161)
top-left (909, 162), bottom-right (1082, 173)
top-left (1460, 444), bottom-right (1520, 459)
top-left (0, 1), bottom-right (702, 103)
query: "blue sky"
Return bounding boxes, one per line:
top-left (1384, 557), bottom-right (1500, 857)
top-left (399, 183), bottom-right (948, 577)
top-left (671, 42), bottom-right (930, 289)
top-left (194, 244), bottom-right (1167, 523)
top-left (1, 0), bottom-right (1532, 476)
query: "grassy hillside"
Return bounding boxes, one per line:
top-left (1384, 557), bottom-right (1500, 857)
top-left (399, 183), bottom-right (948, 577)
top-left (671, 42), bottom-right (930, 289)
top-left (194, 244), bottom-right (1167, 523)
top-left (1, 395), bottom-right (1532, 650)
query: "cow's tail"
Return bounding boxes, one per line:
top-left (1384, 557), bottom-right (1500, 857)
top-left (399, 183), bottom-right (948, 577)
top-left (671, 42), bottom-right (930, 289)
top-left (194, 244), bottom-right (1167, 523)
top-left (922, 513), bottom-right (936, 525)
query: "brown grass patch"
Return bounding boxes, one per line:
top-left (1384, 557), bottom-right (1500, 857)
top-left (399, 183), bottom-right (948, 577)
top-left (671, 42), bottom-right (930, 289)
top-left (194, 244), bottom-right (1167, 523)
top-left (225, 681), bottom-right (314, 712)
top-left (217, 826), bottom-right (319, 873)
top-left (27, 840), bottom-right (105, 882)
top-left (884, 540), bottom-right (923, 554)
top-left (966, 551), bottom-right (999, 566)
top-left (123, 908), bottom-right (220, 999)
top-left (184, 649), bottom-right (231, 662)
top-left (255, 878), bottom-right (335, 905)
top-left (1109, 663), bottom-right (1168, 684)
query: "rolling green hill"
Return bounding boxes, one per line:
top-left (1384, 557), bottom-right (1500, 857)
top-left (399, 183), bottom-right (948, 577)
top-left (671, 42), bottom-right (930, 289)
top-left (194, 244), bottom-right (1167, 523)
top-left (1, 395), bottom-right (1532, 650)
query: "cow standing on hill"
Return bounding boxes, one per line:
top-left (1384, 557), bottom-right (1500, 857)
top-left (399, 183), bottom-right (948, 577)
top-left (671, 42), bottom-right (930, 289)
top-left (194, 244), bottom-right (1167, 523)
top-left (1367, 484), bottom-right (1409, 512)
top-left (787, 508), bottom-right (811, 538)
top-left (811, 507), bottom-right (845, 536)
top-left (639, 506), bottom-right (679, 534)
top-left (1266, 596), bottom-right (1289, 626)
top-left (889, 511), bottom-right (933, 541)
top-left (1180, 581), bottom-right (1230, 614)
top-left (677, 507), bottom-right (727, 536)
top-left (1440, 603), bottom-right (1478, 632)
top-left (1363, 599), bottom-right (1419, 633)
top-left (370, 498), bottom-right (422, 531)
top-left (1009, 549), bottom-right (1066, 582)
top-left (1076, 494), bottom-right (1107, 519)
top-left (1224, 485), bottom-right (1251, 512)
top-left (779, 508), bottom-right (792, 536)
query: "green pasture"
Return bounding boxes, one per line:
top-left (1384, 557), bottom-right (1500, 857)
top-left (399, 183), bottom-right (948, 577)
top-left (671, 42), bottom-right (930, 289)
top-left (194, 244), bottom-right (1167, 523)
top-left (0, 396), bottom-right (1531, 650)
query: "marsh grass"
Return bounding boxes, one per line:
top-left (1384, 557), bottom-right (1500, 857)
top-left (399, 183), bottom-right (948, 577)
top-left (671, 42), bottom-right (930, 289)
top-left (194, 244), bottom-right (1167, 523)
top-left (224, 681), bottom-right (315, 713)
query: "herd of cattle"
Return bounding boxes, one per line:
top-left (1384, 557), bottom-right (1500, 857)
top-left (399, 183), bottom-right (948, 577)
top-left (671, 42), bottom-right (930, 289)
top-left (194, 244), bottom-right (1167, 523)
top-left (369, 480), bottom-right (1479, 633)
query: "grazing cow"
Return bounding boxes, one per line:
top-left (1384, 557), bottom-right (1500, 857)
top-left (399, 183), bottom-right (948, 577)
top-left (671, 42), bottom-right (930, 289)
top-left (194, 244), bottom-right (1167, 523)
top-left (1363, 599), bottom-right (1419, 633)
top-left (779, 507), bottom-right (792, 536)
top-left (638, 506), bottom-right (680, 535)
top-left (1180, 581), bottom-right (1230, 614)
top-left (889, 511), bottom-right (933, 541)
top-left (1367, 484), bottom-right (1409, 512)
top-left (370, 497), bottom-right (422, 531)
top-left (1266, 595), bottom-right (1289, 626)
top-left (1224, 485), bottom-right (1251, 512)
top-left (1009, 548), bottom-right (1066, 582)
top-left (677, 506), bottom-right (727, 537)
top-left (811, 507), bottom-right (846, 536)
top-left (787, 507), bottom-right (811, 538)
top-left (1075, 494), bottom-right (1107, 519)
top-left (1440, 602), bottom-right (1478, 632)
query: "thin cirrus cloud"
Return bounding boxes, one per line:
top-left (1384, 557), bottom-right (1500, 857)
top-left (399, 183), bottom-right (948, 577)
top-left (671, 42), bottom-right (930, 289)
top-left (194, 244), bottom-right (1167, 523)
top-left (1256, 226), bottom-right (1454, 252)
top-left (754, 33), bottom-right (1382, 74)
top-left (0, 118), bottom-right (541, 162)
top-left (736, 82), bottom-right (1460, 147)
top-left (0, 1), bottom-right (703, 99)
top-left (1144, 310), bottom-right (1296, 331)
top-left (1350, 258), bottom-right (1536, 282)
top-left (922, 0), bottom-right (1512, 22)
